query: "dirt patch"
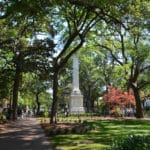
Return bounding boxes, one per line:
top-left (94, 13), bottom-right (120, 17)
top-left (0, 123), bottom-right (8, 132)
top-left (0, 120), bottom-right (17, 132)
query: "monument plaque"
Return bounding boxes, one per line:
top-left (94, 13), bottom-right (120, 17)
top-left (69, 55), bottom-right (85, 113)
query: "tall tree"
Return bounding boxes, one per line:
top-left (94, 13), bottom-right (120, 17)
top-left (49, 0), bottom-right (137, 123)
top-left (49, 1), bottom-right (100, 123)
top-left (0, 0), bottom-right (54, 119)
top-left (20, 73), bottom-right (51, 115)
top-left (96, 1), bottom-right (150, 118)
top-left (79, 46), bottom-right (105, 112)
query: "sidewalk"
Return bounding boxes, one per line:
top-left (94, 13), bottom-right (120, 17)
top-left (0, 118), bottom-right (53, 150)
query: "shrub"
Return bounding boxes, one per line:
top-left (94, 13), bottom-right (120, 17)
top-left (144, 110), bottom-right (150, 117)
top-left (111, 135), bottom-right (150, 150)
top-left (36, 111), bottom-right (45, 117)
top-left (0, 112), bottom-right (7, 123)
top-left (110, 107), bottom-right (122, 117)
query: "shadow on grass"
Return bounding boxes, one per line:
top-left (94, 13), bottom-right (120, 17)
top-left (49, 119), bottom-right (150, 150)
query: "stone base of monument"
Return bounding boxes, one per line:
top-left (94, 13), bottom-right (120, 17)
top-left (69, 94), bottom-right (85, 114)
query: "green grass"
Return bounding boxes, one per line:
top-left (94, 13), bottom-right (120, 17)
top-left (48, 119), bottom-right (150, 150)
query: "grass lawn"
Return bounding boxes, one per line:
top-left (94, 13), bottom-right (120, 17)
top-left (40, 118), bottom-right (150, 150)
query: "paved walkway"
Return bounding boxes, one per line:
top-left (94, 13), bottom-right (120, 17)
top-left (0, 118), bottom-right (53, 150)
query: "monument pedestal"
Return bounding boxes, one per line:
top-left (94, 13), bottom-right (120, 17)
top-left (69, 93), bottom-right (85, 114)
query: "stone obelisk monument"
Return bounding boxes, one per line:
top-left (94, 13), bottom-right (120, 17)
top-left (69, 55), bottom-right (85, 113)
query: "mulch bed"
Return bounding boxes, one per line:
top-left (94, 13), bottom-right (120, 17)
top-left (41, 122), bottom-right (81, 130)
top-left (41, 122), bottom-right (87, 135)
top-left (40, 116), bottom-right (138, 136)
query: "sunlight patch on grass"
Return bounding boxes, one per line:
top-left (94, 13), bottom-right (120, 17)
top-left (55, 141), bottom-right (109, 150)
top-left (47, 119), bottom-right (150, 150)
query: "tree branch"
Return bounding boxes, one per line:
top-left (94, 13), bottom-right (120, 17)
top-left (98, 44), bottom-right (124, 66)
top-left (82, 14), bottom-right (99, 36)
top-left (56, 30), bottom-right (79, 61)
top-left (140, 65), bottom-right (150, 73)
top-left (69, 0), bottom-right (129, 30)
top-left (120, 33), bottom-right (128, 63)
top-left (138, 81), bottom-right (150, 90)
top-left (59, 36), bottom-right (84, 69)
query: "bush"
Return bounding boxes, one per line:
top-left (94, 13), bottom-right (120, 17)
top-left (0, 112), bottom-right (7, 123)
top-left (69, 113), bottom-right (97, 117)
top-left (111, 135), bottom-right (150, 150)
top-left (36, 111), bottom-right (45, 117)
top-left (110, 107), bottom-right (122, 117)
top-left (144, 110), bottom-right (150, 117)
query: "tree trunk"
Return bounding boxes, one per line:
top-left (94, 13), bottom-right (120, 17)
top-left (36, 93), bottom-right (40, 115)
top-left (50, 70), bottom-right (58, 124)
top-left (9, 89), bottom-right (12, 110)
top-left (12, 67), bottom-right (21, 120)
top-left (87, 86), bottom-right (92, 112)
top-left (132, 85), bottom-right (144, 118)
